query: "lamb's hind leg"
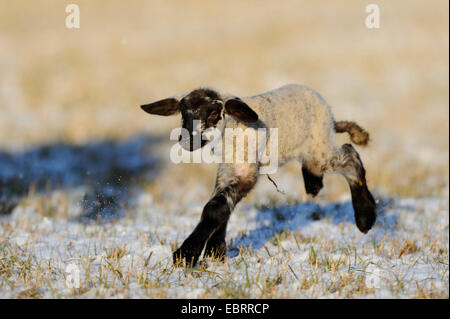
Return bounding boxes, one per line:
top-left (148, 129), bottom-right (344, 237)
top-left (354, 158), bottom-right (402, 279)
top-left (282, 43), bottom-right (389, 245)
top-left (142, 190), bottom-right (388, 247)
top-left (328, 144), bottom-right (377, 233)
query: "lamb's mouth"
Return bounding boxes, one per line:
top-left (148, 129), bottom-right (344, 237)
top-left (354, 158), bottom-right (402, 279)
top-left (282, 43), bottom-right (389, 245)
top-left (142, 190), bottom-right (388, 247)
top-left (179, 136), bottom-right (209, 152)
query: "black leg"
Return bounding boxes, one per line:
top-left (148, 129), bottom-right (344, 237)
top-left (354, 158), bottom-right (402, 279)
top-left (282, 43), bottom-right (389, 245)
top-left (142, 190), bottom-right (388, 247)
top-left (204, 221), bottom-right (228, 260)
top-left (339, 144), bottom-right (377, 233)
top-left (302, 165), bottom-right (323, 197)
top-left (173, 162), bottom-right (258, 267)
top-left (173, 165), bottom-right (258, 267)
top-left (350, 181), bottom-right (377, 233)
top-left (173, 194), bottom-right (230, 266)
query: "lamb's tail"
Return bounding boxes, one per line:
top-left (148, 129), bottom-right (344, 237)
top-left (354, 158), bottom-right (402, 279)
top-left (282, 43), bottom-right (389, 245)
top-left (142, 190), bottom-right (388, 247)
top-left (334, 121), bottom-right (370, 146)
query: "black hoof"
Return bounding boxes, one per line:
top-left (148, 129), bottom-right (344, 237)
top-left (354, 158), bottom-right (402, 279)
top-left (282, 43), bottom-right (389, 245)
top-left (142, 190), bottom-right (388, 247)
top-left (204, 241), bottom-right (227, 261)
top-left (350, 184), bottom-right (377, 233)
top-left (172, 245), bottom-right (201, 267)
top-left (302, 166), bottom-right (323, 197)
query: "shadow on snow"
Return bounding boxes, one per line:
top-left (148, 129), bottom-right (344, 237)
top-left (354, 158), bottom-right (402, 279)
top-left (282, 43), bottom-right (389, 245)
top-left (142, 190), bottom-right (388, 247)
top-left (228, 197), bottom-right (400, 257)
top-left (0, 134), bottom-right (163, 221)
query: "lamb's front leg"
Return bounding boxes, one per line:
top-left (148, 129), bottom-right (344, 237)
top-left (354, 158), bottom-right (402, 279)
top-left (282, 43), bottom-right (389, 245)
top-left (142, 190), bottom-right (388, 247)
top-left (173, 164), bottom-right (258, 266)
top-left (204, 220), bottom-right (228, 260)
top-left (173, 193), bottom-right (230, 266)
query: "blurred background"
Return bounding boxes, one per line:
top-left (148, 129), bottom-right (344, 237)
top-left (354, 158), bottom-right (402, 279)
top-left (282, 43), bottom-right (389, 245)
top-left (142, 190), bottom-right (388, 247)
top-left (0, 0), bottom-right (448, 209)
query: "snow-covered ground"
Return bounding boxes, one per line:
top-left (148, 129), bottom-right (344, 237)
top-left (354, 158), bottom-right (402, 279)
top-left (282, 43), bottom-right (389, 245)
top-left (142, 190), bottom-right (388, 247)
top-left (0, 0), bottom-right (448, 299)
top-left (0, 140), bottom-right (448, 298)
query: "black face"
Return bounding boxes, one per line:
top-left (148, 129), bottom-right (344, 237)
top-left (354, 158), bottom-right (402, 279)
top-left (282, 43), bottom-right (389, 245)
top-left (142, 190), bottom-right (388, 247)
top-left (178, 89), bottom-right (223, 151)
top-left (141, 87), bottom-right (259, 152)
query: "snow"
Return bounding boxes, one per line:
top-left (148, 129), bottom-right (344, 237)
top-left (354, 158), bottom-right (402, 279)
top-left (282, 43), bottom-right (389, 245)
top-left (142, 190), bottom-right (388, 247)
top-left (0, 190), bottom-right (448, 298)
top-left (0, 137), bottom-right (448, 298)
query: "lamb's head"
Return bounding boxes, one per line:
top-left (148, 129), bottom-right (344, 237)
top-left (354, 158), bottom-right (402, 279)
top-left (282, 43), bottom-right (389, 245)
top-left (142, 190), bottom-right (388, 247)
top-left (141, 88), bottom-right (259, 151)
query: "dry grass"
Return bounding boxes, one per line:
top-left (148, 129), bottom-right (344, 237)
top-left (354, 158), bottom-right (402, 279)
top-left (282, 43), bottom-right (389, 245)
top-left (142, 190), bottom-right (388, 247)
top-left (1, 195), bottom-right (448, 298)
top-left (0, 0), bottom-right (448, 196)
top-left (0, 0), bottom-right (448, 298)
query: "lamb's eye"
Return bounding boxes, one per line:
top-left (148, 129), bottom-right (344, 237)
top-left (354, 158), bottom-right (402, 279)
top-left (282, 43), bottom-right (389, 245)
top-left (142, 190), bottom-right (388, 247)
top-left (207, 111), bottom-right (219, 122)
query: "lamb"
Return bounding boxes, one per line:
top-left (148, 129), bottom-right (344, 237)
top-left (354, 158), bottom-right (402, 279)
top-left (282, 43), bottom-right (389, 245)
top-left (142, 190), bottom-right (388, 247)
top-left (140, 84), bottom-right (377, 266)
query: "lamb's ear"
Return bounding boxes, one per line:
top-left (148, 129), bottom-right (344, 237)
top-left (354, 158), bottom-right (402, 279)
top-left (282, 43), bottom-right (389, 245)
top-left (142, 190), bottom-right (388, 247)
top-left (140, 98), bottom-right (180, 116)
top-left (224, 98), bottom-right (259, 123)
top-left (140, 93), bottom-right (186, 116)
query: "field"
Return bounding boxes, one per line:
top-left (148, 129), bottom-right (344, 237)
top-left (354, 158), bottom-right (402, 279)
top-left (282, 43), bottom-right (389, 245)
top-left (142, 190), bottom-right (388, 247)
top-left (0, 0), bottom-right (448, 298)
